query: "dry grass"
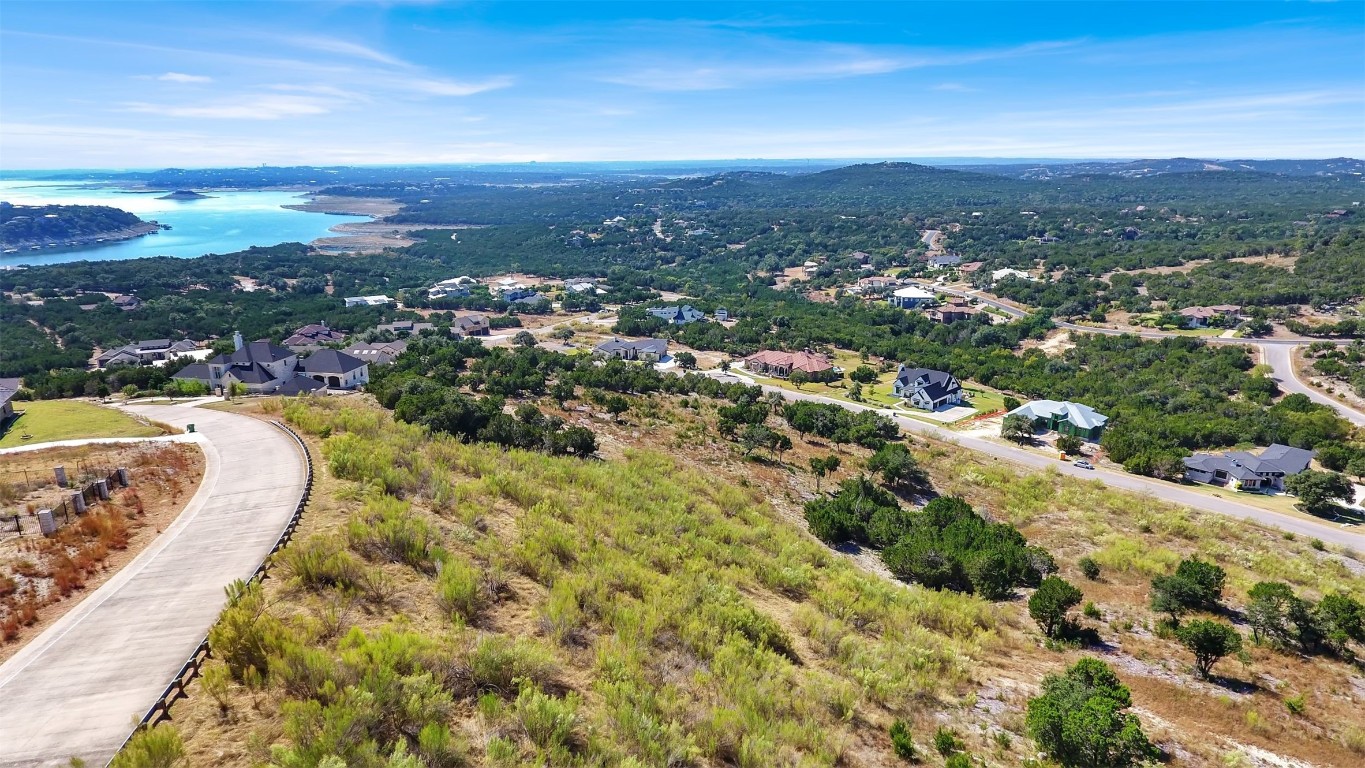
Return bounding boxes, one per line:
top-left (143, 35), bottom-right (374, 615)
top-left (0, 443), bottom-right (204, 657)
top-left (154, 394), bottom-right (1362, 767)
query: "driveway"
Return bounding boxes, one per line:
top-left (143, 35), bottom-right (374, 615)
top-left (0, 405), bottom-right (306, 768)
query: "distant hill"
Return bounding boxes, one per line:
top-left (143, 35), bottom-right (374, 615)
top-left (155, 189), bottom-right (213, 200)
top-left (946, 157), bottom-right (1365, 179)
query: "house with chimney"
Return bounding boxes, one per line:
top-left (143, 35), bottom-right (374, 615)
top-left (96, 338), bottom-right (200, 368)
top-left (1178, 305), bottom-right (1243, 328)
top-left (172, 331), bottom-right (368, 394)
top-left (593, 337), bottom-right (669, 363)
top-left (283, 322), bottom-right (347, 350)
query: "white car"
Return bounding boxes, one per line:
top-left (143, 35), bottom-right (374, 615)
top-left (1073, 460), bottom-right (1095, 470)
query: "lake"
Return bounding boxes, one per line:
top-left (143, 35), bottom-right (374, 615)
top-left (0, 180), bottom-right (370, 267)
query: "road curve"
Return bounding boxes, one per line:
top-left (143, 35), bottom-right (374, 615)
top-left (1260, 343), bottom-right (1365, 427)
top-left (0, 405), bottom-right (306, 768)
top-left (709, 370), bottom-right (1365, 549)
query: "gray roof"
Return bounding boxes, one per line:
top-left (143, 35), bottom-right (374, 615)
top-left (895, 365), bottom-right (961, 400)
top-left (594, 337), bottom-right (668, 356)
top-left (647, 305), bottom-right (704, 323)
top-left (1185, 444), bottom-right (1315, 478)
top-left (172, 363), bottom-right (212, 382)
top-left (300, 349), bottom-right (367, 375)
top-left (343, 340), bottom-right (408, 364)
top-left (208, 341), bottom-right (294, 366)
top-left (1008, 400), bottom-right (1109, 430)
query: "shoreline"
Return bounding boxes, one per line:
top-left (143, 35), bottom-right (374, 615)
top-left (1, 221), bottom-right (166, 253)
top-left (293, 194), bottom-right (487, 254)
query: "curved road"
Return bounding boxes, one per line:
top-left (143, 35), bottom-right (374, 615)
top-left (710, 370), bottom-right (1365, 549)
top-left (0, 405), bottom-right (306, 768)
top-left (933, 284), bottom-right (1365, 426)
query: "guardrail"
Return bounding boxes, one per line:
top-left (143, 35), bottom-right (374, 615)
top-left (106, 420), bottom-right (312, 763)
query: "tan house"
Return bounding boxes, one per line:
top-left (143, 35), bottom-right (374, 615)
top-left (744, 350), bottom-right (835, 380)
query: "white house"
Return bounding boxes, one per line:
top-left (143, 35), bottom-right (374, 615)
top-left (990, 268), bottom-right (1035, 284)
top-left (888, 285), bottom-right (936, 309)
top-left (345, 295), bottom-right (393, 307)
top-left (892, 365), bottom-right (964, 411)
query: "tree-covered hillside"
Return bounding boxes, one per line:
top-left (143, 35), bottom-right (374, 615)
top-left (1, 202), bottom-right (158, 248)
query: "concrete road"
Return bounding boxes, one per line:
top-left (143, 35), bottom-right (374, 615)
top-left (708, 370), bottom-right (1365, 549)
top-left (1260, 343), bottom-right (1365, 427)
top-left (0, 405), bottom-right (306, 768)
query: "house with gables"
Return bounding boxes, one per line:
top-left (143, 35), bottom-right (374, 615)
top-left (1182, 444), bottom-right (1314, 492)
top-left (892, 365), bottom-right (964, 411)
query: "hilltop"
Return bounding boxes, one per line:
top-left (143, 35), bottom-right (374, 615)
top-left (0, 202), bottom-right (165, 251)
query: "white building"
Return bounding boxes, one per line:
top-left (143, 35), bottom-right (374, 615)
top-left (344, 295), bottom-right (394, 307)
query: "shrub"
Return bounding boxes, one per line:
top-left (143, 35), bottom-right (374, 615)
top-left (1150, 557), bottom-right (1226, 621)
top-left (944, 755), bottom-right (972, 768)
top-left (466, 635), bottom-right (559, 695)
top-left (436, 558), bottom-right (487, 625)
top-left (515, 683), bottom-right (581, 754)
top-left (1284, 693), bottom-right (1306, 716)
top-left (1083, 601), bottom-right (1102, 620)
top-left (1029, 577), bottom-right (1083, 639)
top-left (1078, 556), bottom-right (1101, 581)
top-left (278, 536), bottom-right (364, 592)
top-left (1026, 658), bottom-right (1157, 768)
top-left (934, 726), bottom-right (962, 756)
top-left (889, 719), bottom-right (917, 761)
top-left (109, 724), bottom-right (185, 768)
top-left (1176, 620), bottom-right (1243, 679)
top-left (209, 580), bottom-right (288, 684)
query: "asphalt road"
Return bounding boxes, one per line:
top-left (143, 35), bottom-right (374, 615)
top-left (0, 405), bottom-right (306, 768)
top-left (930, 284), bottom-right (1365, 425)
top-left (711, 370), bottom-right (1365, 549)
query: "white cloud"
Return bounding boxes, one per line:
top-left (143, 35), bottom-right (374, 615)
top-left (932, 82), bottom-right (977, 92)
top-left (600, 40), bottom-right (1074, 91)
top-left (401, 76), bottom-right (515, 97)
top-left (283, 35), bottom-right (410, 67)
top-left (157, 72), bottom-right (213, 83)
top-left (122, 94), bottom-right (335, 120)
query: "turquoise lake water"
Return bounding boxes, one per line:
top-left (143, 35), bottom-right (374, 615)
top-left (0, 180), bottom-right (369, 267)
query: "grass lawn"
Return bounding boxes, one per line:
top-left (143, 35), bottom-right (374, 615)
top-left (0, 400), bottom-right (164, 449)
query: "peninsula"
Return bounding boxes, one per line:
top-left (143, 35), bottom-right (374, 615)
top-left (0, 202), bottom-right (167, 251)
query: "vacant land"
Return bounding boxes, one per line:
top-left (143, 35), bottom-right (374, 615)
top-left (144, 395), bottom-right (1365, 767)
top-left (0, 400), bottom-right (166, 449)
top-left (0, 441), bottom-right (204, 656)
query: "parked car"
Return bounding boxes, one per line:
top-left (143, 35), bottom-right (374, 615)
top-left (1073, 460), bottom-right (1094, 470)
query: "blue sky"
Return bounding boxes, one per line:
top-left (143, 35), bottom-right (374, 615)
top-left (1, 1), bottom-right (1362, 169)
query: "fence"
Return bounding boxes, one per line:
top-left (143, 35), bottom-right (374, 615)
top-left (2, 468), bottom-right (122, 538)
top-left (108, 421), bottom-right (312, 762)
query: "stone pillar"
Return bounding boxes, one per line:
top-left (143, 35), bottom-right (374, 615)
top-left (95, 479), bottom-right (110, 500)
top-left (117, 467), bottom-right (131, 487)
top-left (37, 509), bottom-right (57, 537)
top-left (54, 466), bottom-right (69, 487)
top-left (71, 493), bottom-right (87, 514)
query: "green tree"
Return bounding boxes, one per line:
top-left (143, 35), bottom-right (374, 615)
top-left (1246, 581), bottom-right (1298, 647)
top-left (1026, 658), bottom-right (1157, 768)
top-left (1056, 434), bottom-right (1084, 455)
top-left (789, 370), bottom-right (810, 389)
top-left (1285, 470), bottom-right (1355, 516)
top-left (1003, 395), bottom-right (1022, 412)
top-left (1029, 576), bottom-right (1083, 639)
top-left (602, 394), bottom-right (630, 422)
top-left (808, 455), bottom-right (840, 492)
top-left (1314, 592), bottom-right (1365, 658)
top-left (866, 443), bottom-right (929, 492)
top-left (1078, 556), bottom-right (1102, 581)
top-left (1176, 619), bottom-right (1243, 678)
top-left (850, 365), bottom-right (878, 384)
top-left (1001, 413), bottom-right (1035, 443)
top-left (1151, 558), bottom-right (1226, 622)
top-left (512, 330), bottom-right (537, 348)
top-left (674, 351), bottom-right (697, 370)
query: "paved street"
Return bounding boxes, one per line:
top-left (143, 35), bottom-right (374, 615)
top-left (710, 370), bottom-right (1365, 550)
top-left (0, 405), bottom-right (306, 768)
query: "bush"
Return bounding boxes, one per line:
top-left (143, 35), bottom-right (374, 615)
top-left (1029, 577), bottom-right (1083, 639)
top-left (1150, 557), bottom-right (1225, 621)
top-left (466, 635), bottom-right (559, 695)
top-left (209, 580), bottom-right (288, 684)
top-left (109, 724), bottom-right (186, 768)
top-left (889, 719), bottom-right (917, 761)
top-left (934, 726), bottom-right (962, 756)
top-left (1176, 619), bottom-right (1243, 678)
top-left (278, 536), bottom-right (364, 592)
top-left (1078, 556), bottom-right (1101, 580)
top-left (1026, 658), bottom-right (1157, 768)
top-left (437, 558), bottom-right (487, 625)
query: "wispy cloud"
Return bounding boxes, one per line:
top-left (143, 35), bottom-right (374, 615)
top-left (157, 72), bottom-right (213, 84)
top-left (600, 40), bottom-right (1075, 91)
top-left (402, 76), bottom-right (515, 97)
top-left (123, 94), bottom-right (335, 120)
top-left (283, 35), bottom-right (410, 67)
top-left (932, 82), bottom-right (977, 92)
